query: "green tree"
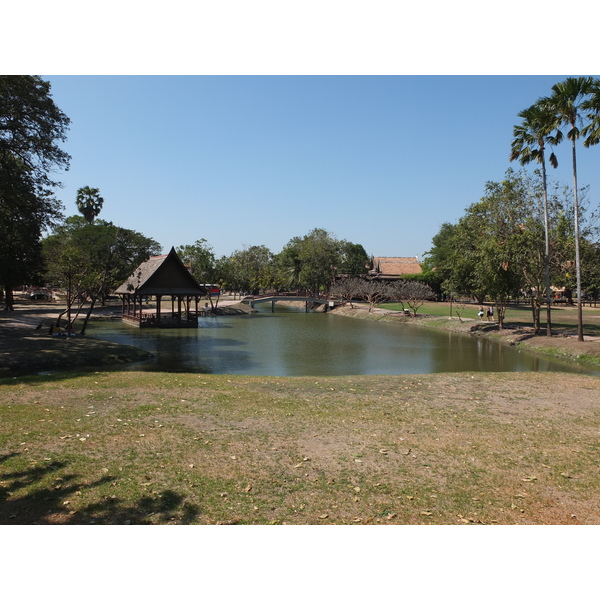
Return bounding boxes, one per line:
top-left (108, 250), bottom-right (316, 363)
top-left (0, 76), bottom-right (70, 309)
top-left (43, 217), bottom-right (161, 333)
top-left (423, 222), bottom-right (477, 301)
top-left (581, 78), bottom-right (600, 148)
top-left (76, 186), bottom-right (104, 224)
top-left (510, 102), bottom-right (559, 336)
top-left (177, 239), bottom-right (221, 310)
top-left (228, 245), bottom-right (276, 296)
top-left (339, 241), bottom-right (369, 277)
top-left (177, 239), bottom-right (216, 284)
top-left (0, 156), bottom-right (63, 309)
top-left (427, 171), bottom-right (556, 330)
top-left (279, 228), bottom-right (343, 295)
top-left (0, 76), bottom-right (70, 187)
top-left (544, 76), bottom-right (597, 341)
top-left (461, 176), bottom-right (528, 329)
top-left (428, 220), bottom-right (488, 305)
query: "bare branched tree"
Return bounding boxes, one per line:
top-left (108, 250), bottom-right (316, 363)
top-left (330, 277), bottom-right (364, 308)
top-left (387, 280), bottom-right (435, 316)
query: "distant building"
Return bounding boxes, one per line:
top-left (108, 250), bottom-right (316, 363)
top-left (368, 256), bottom-right (422, 280)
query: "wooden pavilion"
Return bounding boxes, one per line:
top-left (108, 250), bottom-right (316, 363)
top-left (115, 247), bottom-right (207, 328)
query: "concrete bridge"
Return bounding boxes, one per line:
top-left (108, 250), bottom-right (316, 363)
top-left (242, 294), bottom-right (341, 313)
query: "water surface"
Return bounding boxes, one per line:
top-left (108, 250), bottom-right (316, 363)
top-left (87, 305), bottom-right (595, 376)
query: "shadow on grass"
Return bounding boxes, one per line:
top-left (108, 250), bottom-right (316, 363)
top-left (0, 452), bottom-right (200, 525)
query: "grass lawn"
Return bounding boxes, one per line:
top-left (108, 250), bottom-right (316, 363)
top-left (382, 300), bottom-right (600, 335)
top-left (2, 369), bottom-right (600, 525)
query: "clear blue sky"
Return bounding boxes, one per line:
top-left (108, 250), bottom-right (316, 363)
top-left (41, 75), bottom-right (600, 261)
top-left (6, 1), bottom-right (597, 587)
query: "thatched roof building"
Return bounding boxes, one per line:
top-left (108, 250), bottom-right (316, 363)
top-left (368, 256), bottom-right (422, 280)
top-left (116, 247), bottom-right (207, 327)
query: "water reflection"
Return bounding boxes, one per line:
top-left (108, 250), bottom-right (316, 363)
top-left (87, 305), bottom-right (595, 376)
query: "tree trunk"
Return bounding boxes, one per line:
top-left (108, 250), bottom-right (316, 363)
top-left (79, 296), bottom-right (97, 335)
top-left (541, 157), bottom-right (553, 337)
top-left (2, 285), bottom-right (15, 311)
top-left (531, 297), bottom-right (541, 334)
top-left (55, 308), bottom-right (68, 328)
top-left (496, 301), bottom-right (505, 330)
top-left (571, 136), bottom-right (584, 341)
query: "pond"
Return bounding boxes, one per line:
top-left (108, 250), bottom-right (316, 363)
top-left (86, 305), bottom-right (596, 377)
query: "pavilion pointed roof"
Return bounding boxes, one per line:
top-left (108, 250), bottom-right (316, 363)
top-left (115, 247), bottom-right (206, 296)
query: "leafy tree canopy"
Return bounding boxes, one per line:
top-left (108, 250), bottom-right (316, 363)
top-left (0, 76), bottom-right (70, 187)
top-left (76, 186), bottom-right (104, 224)
top-left (0, 76), bottom-right (70, 309)
top-left (43, 217), bottom-right (161, 332)
top-left (177, 239), bottom-right (216, 284)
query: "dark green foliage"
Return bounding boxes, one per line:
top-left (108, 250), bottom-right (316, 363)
top-left (0, 75), bottom-right (70, 187)
top-left (76, 186), bottom-right (104, 224)
top-left (0, 76), bottom-right (70, 308)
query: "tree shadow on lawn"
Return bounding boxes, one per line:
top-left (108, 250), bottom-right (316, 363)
top-left (505, 304), bottom-right (600, 334)
top-left (0, 452), bottom-right (200, 525)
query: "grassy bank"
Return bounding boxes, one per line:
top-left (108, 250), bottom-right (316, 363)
top-left (2, 369), bottom-right (599, 524)
top-left (354, 301), bottom-right (600, 369)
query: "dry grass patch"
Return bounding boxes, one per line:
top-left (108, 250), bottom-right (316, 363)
top-left (1, 370), bottom-right (599, 524)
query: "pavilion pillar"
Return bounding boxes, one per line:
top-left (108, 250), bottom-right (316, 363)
top-left (156, 295), bottom-right (162, 324)
top-left (177, 296), bottom-right (182, 322)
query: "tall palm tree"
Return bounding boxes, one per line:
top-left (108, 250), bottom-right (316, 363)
top-left (544, 77), bottom-right (596, 342)
top-left (582, 79), bottom-right (600, 148)
top-left (510, 102), bottom-right (560, 337)
top-left (76, 186), bottom-right (104, 224)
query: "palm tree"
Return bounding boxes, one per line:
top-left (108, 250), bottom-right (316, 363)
top-left (510, 102), bottom-right (559, 337)
top-left (544, 77), bottom-right (596, 342)
top-left (76, 186), bottom-right (104, 224)
top-left (582, 79), bottom-right (600, 148)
